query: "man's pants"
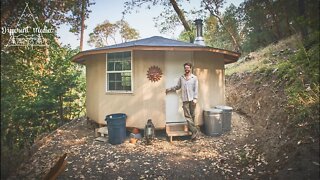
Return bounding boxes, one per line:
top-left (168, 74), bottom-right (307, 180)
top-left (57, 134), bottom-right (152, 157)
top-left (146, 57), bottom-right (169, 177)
top-left (182, 101), bottom-right (198, 134)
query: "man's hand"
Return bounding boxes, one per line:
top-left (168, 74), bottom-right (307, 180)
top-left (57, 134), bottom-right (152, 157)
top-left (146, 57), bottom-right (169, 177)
top-left (192, 99), bottom-right (197, 104)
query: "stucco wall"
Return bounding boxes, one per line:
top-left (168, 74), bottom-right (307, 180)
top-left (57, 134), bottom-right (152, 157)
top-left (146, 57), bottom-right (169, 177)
top-left (193, 51), bottom-right (225, 125)
top-left (85, 50), bottom-right (225, 129)
top-left (98, 50), bottom-right (166, 128)
top-left (85, 54), bottom-right (105, 122)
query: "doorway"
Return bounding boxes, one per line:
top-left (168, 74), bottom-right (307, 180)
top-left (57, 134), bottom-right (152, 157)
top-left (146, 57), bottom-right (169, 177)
top-left (164, 51), bottom-right (193, 123)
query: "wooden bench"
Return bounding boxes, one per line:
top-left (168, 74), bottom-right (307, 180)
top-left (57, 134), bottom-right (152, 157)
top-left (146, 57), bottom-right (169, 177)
top-left (166, 122), bottom-right (192, 143)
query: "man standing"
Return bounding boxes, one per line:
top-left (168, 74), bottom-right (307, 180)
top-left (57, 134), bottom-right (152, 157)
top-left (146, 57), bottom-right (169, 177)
top-left (166, 62), bottom-right (199, 140)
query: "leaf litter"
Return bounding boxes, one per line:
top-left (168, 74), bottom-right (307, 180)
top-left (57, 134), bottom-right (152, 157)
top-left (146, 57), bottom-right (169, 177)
top-left (8, 113), bottom-right (272, 180)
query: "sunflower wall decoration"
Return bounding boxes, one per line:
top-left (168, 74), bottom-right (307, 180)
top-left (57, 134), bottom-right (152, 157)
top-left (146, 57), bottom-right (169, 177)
top-left (147, 65), bottom-right (163, 82)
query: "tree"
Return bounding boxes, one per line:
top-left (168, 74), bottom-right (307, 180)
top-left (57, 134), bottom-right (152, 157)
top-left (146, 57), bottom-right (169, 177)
top-left (87, 20), bottom-right (117, 47)
top-left (1, 35), bottom-right (86, 179)
top-left (202, 0), bottom-right (242, 52)
top-left (123, 0), bottom-right (194, 42)
top-left (202, 4), bottom-right (243, 51)
top-left (169, 0), bottom-right (193, 42)
top-left (87, 20), bottom-right (139, 47)
top-left (80, 0), bottom-right (87, 51)
top-left (178, 22), bottom-right (196, 43)
top-left (66, 0), bottom-right (95, 51)
top-left (238, 0), bottom-right (319, 52)
top-left (116, 20), bottom-right (140, 43)
top-left (1, 0), bottom-right (94, 36)
top-left (1, 1), bottom-right (87, 178)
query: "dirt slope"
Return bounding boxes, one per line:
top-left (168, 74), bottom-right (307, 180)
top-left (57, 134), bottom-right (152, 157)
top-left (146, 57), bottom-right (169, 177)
top-left (225, 38), bottom-right (319, 179)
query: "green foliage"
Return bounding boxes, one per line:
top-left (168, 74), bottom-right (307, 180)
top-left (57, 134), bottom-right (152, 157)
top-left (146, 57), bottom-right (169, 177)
top-left (1, 1), bottom-right (88, 178)
top-left (240, 0), bottom-right (319, 53)
top-left (1, 0), bottom-right (94, 36)
top-left (205, 4), bottom-right (242, 51)
top-left (67, 0), bottom-right (95, 35)
top-left (1, 44), bottom-right (85, 143)
top-left (178, 22), bottom-right (196, 43)
top-left (199, 0), bottom-right (319, 53)
top-left (118, 20), bottom-right (140, 43)
top-left (87, 19), bottom-right (140, 47)
top-left (1, 42), bottom-right (85, 147)
top-left (1, 35), bottom-right (85, 180)
top-left (123, 0), bottom-right (318, 54)
top-left (275, 32), bottom-right (319, 136)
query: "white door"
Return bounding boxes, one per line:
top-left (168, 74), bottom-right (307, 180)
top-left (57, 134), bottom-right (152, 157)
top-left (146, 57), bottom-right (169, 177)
top-left (165, 52), bottom-right (192, 123)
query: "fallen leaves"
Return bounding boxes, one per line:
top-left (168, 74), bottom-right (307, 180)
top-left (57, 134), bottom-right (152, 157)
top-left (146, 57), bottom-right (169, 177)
top-left (9, 114), bottom-right (274, 180)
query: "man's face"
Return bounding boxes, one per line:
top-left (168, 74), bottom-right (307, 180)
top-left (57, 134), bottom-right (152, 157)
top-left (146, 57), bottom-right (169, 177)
top-left (184, 65), bottom-right (191, 74)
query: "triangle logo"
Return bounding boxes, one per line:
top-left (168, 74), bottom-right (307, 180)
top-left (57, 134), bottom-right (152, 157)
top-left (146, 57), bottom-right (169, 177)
top-left (3, 3), bottom-right (53, 49)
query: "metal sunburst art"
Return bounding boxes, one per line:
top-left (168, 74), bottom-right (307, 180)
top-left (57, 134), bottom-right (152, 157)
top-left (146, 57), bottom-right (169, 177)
top-left (147, 65), bottom-right (163, 82)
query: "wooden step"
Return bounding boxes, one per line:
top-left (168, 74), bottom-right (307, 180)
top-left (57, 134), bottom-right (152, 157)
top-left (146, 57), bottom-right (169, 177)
top-left (166, 122), bottom-right (191, 143)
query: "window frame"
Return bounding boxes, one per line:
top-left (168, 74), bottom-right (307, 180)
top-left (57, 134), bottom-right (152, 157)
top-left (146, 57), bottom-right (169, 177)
top-left (106, 51), bottom-right (133, 93)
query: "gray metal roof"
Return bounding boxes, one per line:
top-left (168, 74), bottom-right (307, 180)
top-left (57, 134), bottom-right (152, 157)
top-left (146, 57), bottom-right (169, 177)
top-left (73, 36), bottom-right (241, 64)
top-left (86, 36), bottom-right (205, 52)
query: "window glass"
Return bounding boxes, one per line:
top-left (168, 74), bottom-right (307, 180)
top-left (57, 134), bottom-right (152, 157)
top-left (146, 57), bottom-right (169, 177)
top-left (106, 51), bottom-right (132, 92)
top-left (107, 62), bottom-right (114, 71)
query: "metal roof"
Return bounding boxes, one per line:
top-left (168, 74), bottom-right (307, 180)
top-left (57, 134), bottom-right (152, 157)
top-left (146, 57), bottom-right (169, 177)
top-left (72, 36), bottom-right (241, 64)
top-left (91, 36), bottom-right (204, 51)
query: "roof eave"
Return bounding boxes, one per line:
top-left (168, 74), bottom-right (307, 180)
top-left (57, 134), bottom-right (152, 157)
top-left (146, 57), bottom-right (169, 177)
top-left (72, 46), bottom-right (241, 64)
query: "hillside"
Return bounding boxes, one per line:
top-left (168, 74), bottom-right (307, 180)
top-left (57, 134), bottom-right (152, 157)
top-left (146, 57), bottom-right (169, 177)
top-left (225, 35), bottom-right (319, 179)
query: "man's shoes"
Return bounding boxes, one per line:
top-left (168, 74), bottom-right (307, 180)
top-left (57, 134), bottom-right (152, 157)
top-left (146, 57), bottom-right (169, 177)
top-left (191, 130), bottom-right (198, 140)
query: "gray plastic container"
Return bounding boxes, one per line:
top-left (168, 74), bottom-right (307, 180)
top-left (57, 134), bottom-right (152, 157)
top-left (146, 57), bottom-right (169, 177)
top-left (203, 108), bottom-right (223, 136)
top-left (215, 105), bottom-right (233, 132)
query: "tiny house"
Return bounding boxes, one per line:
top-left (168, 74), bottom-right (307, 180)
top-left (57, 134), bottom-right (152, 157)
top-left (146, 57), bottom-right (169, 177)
top-left (72, 23), bottom-right (240, 129)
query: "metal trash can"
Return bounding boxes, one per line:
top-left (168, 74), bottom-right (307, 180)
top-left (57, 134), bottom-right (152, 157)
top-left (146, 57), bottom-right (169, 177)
top-left (105, 113), bottom-right (127, 145)
top-left (203, 108), bottom-right (223, 136)
top-left (215, 105), bottom-right (233, 132)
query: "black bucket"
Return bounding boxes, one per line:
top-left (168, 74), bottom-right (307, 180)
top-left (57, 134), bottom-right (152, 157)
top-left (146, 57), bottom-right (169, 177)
top-left (105, 113), bottom-right (127, 145)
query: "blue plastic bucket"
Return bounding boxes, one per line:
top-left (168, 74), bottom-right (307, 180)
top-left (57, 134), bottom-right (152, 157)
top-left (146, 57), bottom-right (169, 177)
top-left (105, 113), bottom-right (127, 145)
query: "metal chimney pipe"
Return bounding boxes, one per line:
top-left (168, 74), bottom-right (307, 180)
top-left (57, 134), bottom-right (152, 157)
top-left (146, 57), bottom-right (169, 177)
top-left (194, 19), bottom-right (205, 46)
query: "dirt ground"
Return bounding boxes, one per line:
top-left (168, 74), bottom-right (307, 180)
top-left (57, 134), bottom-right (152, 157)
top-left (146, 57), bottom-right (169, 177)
top-left (9, 111), bottom-right (275, 180)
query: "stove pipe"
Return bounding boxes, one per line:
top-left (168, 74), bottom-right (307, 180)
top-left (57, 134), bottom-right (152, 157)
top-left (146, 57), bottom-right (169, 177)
top-left (194, 19), bottom-right (205, 46)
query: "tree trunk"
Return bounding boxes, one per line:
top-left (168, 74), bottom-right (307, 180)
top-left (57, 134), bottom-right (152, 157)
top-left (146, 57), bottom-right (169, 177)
top-left (58, 95), bottom-right (64, 121)
top-left (80, 0), bottom-right (86, 51)
top-left (218, 16), bottom-right (241, 52)
top-left (282, 5), bottom-right (292, 36)
top-left (203, 1), bottom-right (241, 52)
top-left (298, 0), bottom-right (307, 38)
top-left (265, 0), bottom-right (281, 40)
top-left (169, 0), bottom-right (194, 43)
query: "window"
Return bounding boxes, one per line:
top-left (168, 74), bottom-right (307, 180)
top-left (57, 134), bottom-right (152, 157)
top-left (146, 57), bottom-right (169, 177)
top-left (106, 51), bottom-right (132, 92)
